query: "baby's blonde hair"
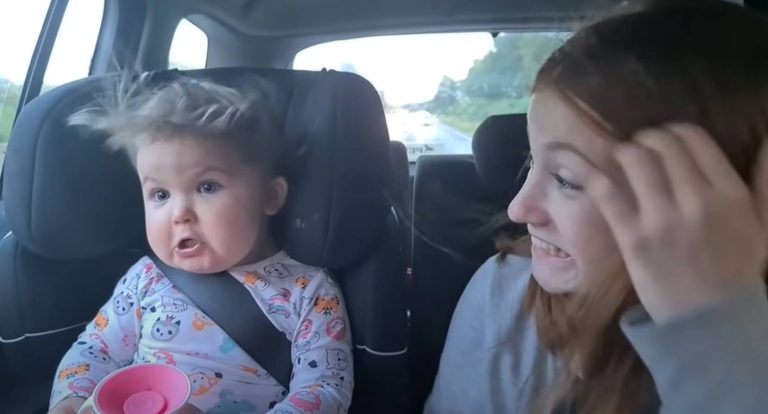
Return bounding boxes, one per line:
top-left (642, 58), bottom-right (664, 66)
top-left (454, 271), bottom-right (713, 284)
top-left (68, 71), bottom-right (283, 174)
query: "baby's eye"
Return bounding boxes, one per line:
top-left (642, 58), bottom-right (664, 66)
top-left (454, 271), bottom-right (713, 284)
top-left (198, 182), bottom-right (220, 194)
top-left (152, 190), bottom-right (170, 202)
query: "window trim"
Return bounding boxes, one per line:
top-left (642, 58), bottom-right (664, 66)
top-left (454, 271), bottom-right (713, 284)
top-left (17, 0), bottom-right (69, 117)
top-left (1, 0), bottom-right (68, 197)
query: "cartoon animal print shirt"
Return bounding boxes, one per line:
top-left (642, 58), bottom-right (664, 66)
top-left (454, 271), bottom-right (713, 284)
top-left (50, 251), bottom-right (353, 414)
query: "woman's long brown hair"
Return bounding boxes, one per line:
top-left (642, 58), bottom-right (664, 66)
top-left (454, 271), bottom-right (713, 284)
top-left (511, 1), bottom-right (768, 413)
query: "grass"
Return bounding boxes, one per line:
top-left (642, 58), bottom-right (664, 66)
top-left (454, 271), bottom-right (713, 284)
top-left (436, 115), bottom-right (478, 136)
top-left (435, 96), bottom-right (531, 136)
top-left (0, 80), bottom-right (22, 145)
top-left (0, 110), bottom-right (13, 145)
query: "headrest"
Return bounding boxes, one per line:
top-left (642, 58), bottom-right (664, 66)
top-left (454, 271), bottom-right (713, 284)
top-left (388, 141), bottom-right (409, 201)
top-left (2, 68), bottom-right (391, 269)
top-left (471, 113), bottom-right (529, 195)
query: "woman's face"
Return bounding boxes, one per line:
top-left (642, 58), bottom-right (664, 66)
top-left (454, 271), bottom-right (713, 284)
top-left (508, 90), bottom-right (625, 294)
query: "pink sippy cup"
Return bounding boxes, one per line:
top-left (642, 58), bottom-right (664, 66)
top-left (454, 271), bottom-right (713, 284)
top-left (77, 363), bottom-right (192, 414)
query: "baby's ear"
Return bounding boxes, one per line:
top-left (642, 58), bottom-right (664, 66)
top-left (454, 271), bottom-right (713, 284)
top-left (264, 176), bottom-right (288, 216)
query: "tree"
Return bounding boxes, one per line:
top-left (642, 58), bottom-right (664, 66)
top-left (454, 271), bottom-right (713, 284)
top-left (427, 76), bottom-right (460, 114)
top-left (460, 33), bottom-right (564, 100)
top-left (430, 32), bottom-right (566, 134)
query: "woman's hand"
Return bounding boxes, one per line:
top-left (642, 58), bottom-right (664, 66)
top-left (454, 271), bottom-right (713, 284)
top-left (48, 397), bottom-right (86, 414)
top-left (585, 123), bottom-right (768, 324)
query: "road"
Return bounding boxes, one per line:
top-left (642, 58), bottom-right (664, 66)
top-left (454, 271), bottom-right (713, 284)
top-left (434, 121), bottom-right (472, 155)
top-left (400, 121), bottom-right (472, 161)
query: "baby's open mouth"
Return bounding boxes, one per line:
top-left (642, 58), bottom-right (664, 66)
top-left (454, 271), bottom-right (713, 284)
top-left (176, 238), bottom-right (200, 251)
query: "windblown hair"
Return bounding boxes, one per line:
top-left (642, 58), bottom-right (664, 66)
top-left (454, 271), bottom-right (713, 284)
top-left (500, 1), bottom-right (768, 413)
top-left (68, 71), bottom-right (284, 175)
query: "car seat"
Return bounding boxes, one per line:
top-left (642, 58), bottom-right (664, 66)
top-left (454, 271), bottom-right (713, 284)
top-left (0, 68), bottom-right (409, 414)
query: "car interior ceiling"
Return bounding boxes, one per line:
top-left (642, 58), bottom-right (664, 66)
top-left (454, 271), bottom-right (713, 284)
top-left (3, 1), bottom-right (768, 413)
top-left (131, 0), bottom-right (617, 71)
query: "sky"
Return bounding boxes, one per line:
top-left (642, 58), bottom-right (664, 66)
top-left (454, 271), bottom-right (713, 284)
top-left (0, 0), bottom-right (51, 84)
top-left (294, 33), bottom-right (494, 106)
top-left (0, 0), bottom-right (207, 86)
top-left (0, 0), bottom-right (494, 106)
top-left (0, 0), bottom-right (103, 85)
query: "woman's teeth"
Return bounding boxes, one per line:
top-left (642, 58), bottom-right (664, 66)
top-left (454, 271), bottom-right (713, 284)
top-left (532, 236), bottom-right (570, 258)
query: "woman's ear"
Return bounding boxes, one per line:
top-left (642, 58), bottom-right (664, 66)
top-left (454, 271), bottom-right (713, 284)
top-left (264, 176), bottom-right (288, 216)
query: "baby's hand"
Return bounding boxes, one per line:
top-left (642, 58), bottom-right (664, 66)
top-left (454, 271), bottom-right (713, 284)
top-left (47, 397), bottom-right (201, 414)
top-left (48, 397), bottom-right (86, 414)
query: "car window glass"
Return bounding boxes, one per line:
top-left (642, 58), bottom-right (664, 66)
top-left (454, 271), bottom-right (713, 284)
top-left (0, 0), bottom-right (51, 169)
top-left (169, 18), bottom-right (208, 70)
top-left (294, 32), bottom-right (567, 161)
top-left (42, 0), bottom-right (105, 93)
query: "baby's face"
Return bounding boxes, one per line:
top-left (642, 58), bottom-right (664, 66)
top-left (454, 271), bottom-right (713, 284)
top-left (136, 137), bottom-right (286, 273)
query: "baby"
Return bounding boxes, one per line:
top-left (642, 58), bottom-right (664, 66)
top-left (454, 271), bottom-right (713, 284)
top-left (48, 74), bottom-right (353, 414)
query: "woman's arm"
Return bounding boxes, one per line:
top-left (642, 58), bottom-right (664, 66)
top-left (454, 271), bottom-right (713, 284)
top-left (623, 281), bottom-right (768, 414)
top-left (581, 124), bottom-right (768, 413)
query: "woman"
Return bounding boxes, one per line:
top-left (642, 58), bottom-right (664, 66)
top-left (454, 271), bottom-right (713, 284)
top-left (425, 1), bottom-right (768, 413)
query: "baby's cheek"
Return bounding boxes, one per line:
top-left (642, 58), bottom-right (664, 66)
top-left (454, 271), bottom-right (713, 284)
top-left (146, 224), bottom-right (171, 258)
top-left (222, 219), bottom-right (265, 257)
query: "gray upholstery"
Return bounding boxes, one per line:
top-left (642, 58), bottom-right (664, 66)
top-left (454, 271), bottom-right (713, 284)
top-left (388, 140), bottom-right (410, 210)
top-left (0, 201), bottom-right (9, 241)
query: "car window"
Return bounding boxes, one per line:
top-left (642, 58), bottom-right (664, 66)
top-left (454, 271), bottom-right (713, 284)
top-left (169, 18), bottom-right (208, 70)
top-left (0, 0), bottom-right (51, 170)
top-left (294, 32), bottom-right (567, 161)
top-left (42, 0), bottom-right (105, 94)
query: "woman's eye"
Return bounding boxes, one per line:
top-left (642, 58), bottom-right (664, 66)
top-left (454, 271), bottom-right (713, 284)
top-left (552, 174), bottom-right (583, 192)
top-left (152, 190), bottom-right (170, 202)
top-left (198, 182), bottom-right (220, 194)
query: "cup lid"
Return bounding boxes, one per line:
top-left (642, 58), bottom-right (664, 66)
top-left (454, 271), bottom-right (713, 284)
top-left (122, 390), bottom-right (166, 414)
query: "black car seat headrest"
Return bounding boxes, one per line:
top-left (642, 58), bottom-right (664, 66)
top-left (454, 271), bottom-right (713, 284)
top-left (387, 140), bottom-right (409, 207)
top-left (471, 113), bottom-right (529, 195)
top-left (2, 68), bottom-right (391, 269)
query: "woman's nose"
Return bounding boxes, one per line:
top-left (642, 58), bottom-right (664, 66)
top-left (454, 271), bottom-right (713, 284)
top-left (507, 178), bottom-right (548, 226)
